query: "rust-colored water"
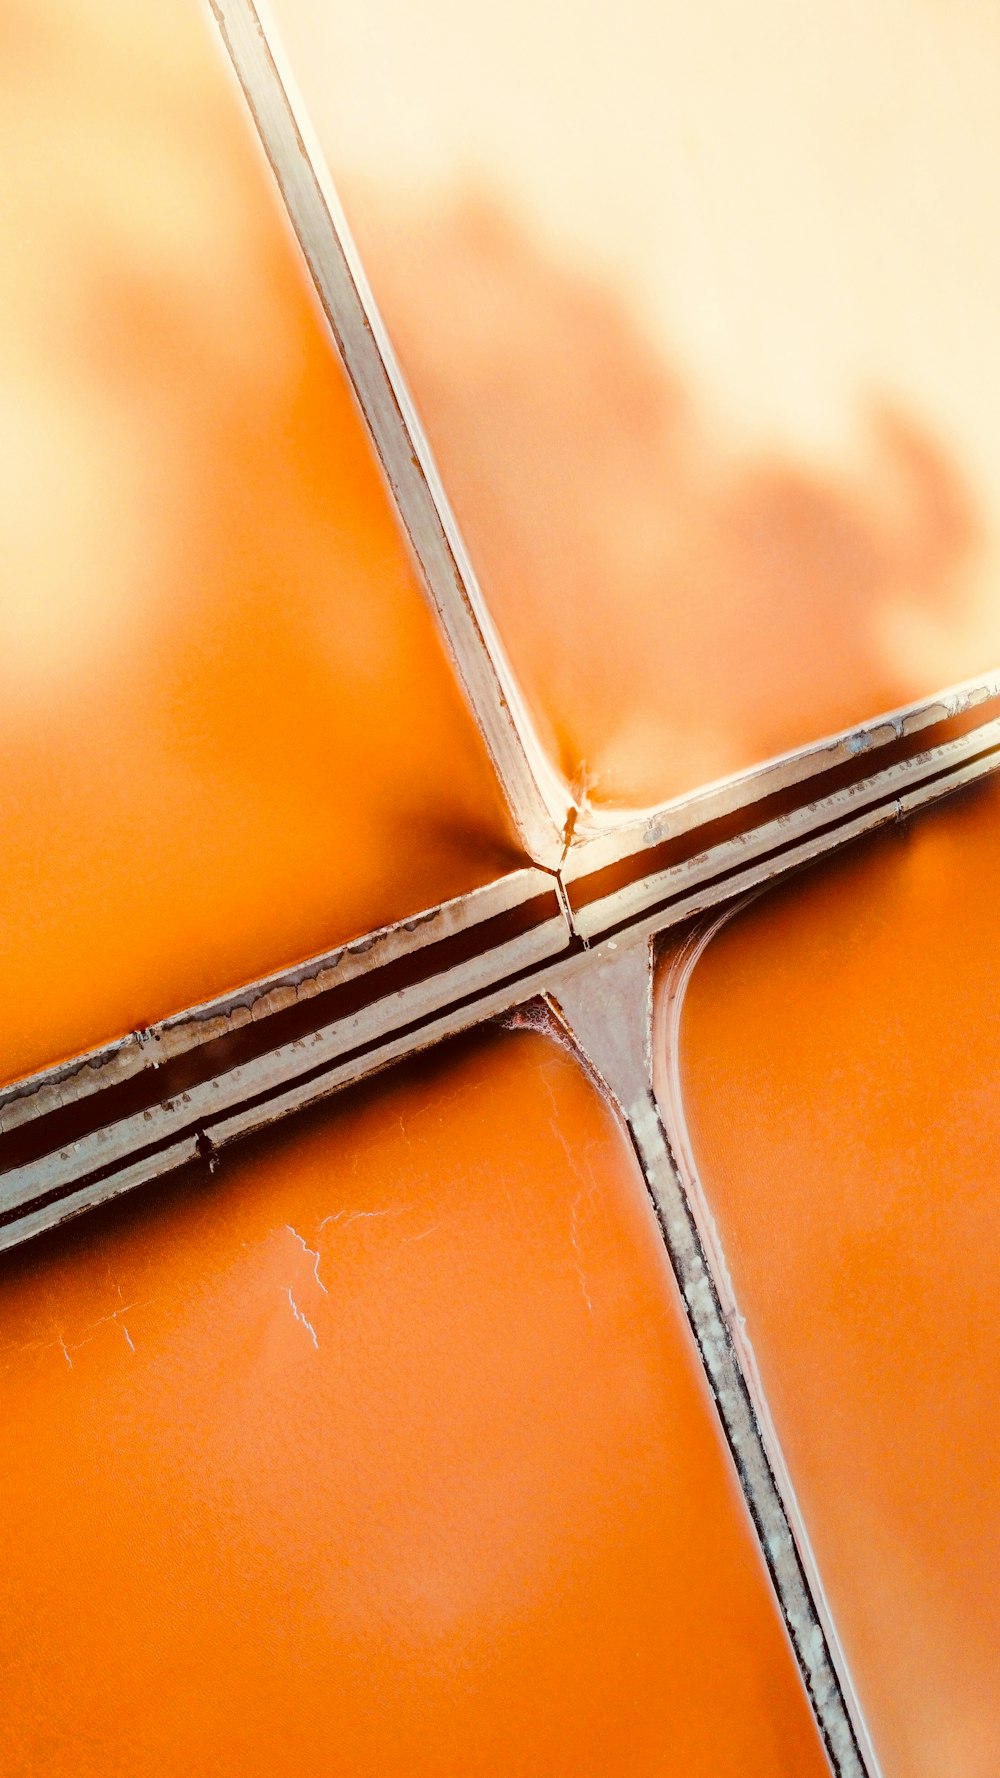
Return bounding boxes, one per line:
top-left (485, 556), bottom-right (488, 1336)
top-left (0, 1027), bottom-right (826, 1777)
top-left (675, 776), bottom-right (1000, 1778)
top-left (0, 0), bottom-right (517, 1090)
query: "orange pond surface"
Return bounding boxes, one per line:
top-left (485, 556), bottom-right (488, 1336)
top-left (0, 1027), bottom-right (826, 1778)
top-left (675, 774), bottom-right (1000, 1778)
top-left (0, 0), bottom-right (517, 1090)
